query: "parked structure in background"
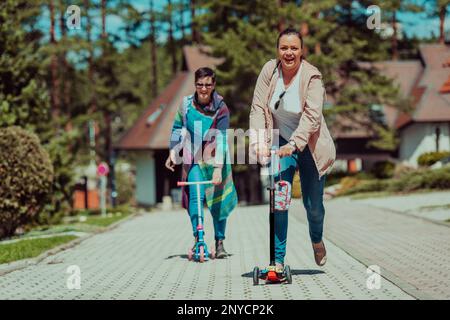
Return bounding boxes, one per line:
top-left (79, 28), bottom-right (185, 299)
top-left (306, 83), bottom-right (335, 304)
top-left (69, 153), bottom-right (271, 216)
top-left (379, 44), bottom-right (450, 167)
top-left (334, 43), bottom-right (450, 172)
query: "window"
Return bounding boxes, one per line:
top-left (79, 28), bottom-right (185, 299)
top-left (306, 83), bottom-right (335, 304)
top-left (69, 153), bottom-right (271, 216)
top-left (147, 104), bottom-right (165, 126)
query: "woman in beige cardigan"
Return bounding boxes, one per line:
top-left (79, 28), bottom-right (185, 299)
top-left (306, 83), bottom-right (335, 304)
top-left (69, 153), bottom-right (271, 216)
top-left (249, 28), bottom-right (336, 270)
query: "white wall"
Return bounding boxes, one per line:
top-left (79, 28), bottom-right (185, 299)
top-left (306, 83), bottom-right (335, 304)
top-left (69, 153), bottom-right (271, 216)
top-left (400, 122), bottom-right (450, 166)
top-left (136, 152), bottom-right (156, 206)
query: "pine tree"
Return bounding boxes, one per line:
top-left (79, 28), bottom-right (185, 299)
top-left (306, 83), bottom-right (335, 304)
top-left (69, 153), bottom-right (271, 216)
top-left (424, 0), bottom-right (450, 44)
top-left (199, 0), bottom-right (405, 154)
top-left (0, 0), bottom-right (49, 129)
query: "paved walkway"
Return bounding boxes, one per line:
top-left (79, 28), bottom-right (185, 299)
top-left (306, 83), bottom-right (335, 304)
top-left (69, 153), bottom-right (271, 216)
top-left (293, 196), bottom-right (450, 300)
top-left (0, 200), bottom-right (417, 300)
top-left (352, 191), bottom-right (450, 222)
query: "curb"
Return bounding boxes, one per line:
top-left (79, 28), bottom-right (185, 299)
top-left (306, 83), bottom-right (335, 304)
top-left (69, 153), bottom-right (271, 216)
top-left (0, 212), bottom-right (139, 277)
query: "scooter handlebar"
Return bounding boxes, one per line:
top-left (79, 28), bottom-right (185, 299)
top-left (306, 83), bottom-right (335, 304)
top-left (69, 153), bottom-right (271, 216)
top-left (177, 180), bottom-right (213, 187)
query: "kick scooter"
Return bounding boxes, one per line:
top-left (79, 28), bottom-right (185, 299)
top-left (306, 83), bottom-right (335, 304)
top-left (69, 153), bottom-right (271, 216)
top-left (177, 180), bottom-right (215, 262)
top-left (253, 147), bottom-right (292, 285)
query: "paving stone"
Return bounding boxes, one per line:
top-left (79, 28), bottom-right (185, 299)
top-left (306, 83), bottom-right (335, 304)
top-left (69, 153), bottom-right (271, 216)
top-left (0, 205), bottom-right (413, 300)
top-left (293, 197), bottom-right (450, 300)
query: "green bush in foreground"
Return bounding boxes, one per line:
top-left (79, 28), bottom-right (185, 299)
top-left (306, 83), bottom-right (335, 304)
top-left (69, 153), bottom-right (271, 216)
top-left (341, 166), bottom-right (450, 195)
top-left (0, 126), bottom-right (54, 239)
top-left (417, 151), bottom-right (450, 167)
top-left (371, 161), bottom-right (395, 179)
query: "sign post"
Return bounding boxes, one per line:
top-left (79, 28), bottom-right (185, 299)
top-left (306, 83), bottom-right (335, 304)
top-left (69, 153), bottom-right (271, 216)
top-left (97, 162), bottom-right (109, 217)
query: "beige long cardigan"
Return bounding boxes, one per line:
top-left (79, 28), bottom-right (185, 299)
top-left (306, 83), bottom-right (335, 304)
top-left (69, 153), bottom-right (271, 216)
top-left (249, 58), bottom-right (336, 178)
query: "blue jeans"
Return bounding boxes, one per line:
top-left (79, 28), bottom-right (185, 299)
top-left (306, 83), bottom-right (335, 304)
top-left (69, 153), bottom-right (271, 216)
top-left (188, 164), bottom-right (227, 240)
top-left (272, 137), bottom-right (326, 264)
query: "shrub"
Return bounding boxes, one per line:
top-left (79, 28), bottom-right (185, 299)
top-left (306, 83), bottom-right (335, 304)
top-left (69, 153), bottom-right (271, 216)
top-left (325, 170), bottom-right (348, 187)
top-left (371, 160), bottom-right (395, 179)
top-left (417, 151), bottom-right (450, 167)
top-left (336, 177), bottom-right (361, 195)
top-left (388, 167), bottom-right (450, 192)
top-left (393, 163), bottom-right (416, 179)
top-left (340, 166), bottom-right (450, 196)
top-left (115, 168), bottom-right (135, 205)
top-left (341, 179), bottom-right (389, 195)
top-left (0, 126), bottom-right (54, 239)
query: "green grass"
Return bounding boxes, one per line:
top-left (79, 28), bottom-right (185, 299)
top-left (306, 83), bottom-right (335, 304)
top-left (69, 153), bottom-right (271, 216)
top-left (25, 223), bottom-right (100, 236)
top-left (24, 213), bottom-right (132, 237)
top-left (0, 235), bottom-right (77, 264)
top-left (0, 209), bottom-right (133, 264)
top-left (82, 213), bottom-right (130, 227)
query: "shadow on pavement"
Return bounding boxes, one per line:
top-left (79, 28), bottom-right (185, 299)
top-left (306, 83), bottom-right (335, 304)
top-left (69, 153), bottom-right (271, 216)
top-left (291, 269), bottom-right (325, 275)
top-left (165, 254), bottom-right (235, 260)
top-left (165, 254), bottom-right (189, 260)
top-left (241, 269), bottom-right (325, 278)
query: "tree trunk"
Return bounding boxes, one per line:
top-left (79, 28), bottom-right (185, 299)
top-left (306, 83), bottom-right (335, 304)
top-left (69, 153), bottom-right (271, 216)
top-left (49, 0), bottom-right (60, 121)
top-left (190, 0), bottom-right (200, 43)
top-left (101, 0), bottom-right (113, 204)
top-left (102, 0), bottom-right (106, 37)
top-left (314, 11), bottom-right (321, 54)
top-left (345, 1), bottom-right (352, 25)
top-left (179, 0), bottom-right (186, 40)
top-left (150, 0), bottom-right (158, 97)
top-left (59, 0), bottom-right (71, 128)
top-left (85, 0), bottom-right (96, 114)
top-left (392, 11), bottom-right (398, 60)
top-left (300, 21), bottom-right (309, 57)
top-left (277, 0), bottom-right (285, 32)
top-left (439, 5), bottom-right (445, 44)
top-left (168, 0), bottom-right (177, 74)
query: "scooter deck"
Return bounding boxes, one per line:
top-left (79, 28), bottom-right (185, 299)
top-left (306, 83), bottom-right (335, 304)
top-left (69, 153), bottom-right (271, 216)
top-left (259, 267), bottom-right (287, 283)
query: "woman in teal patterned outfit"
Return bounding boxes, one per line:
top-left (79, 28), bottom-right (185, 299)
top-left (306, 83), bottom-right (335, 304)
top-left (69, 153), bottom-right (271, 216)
top-left (165, 67), bottom-right (238, 258)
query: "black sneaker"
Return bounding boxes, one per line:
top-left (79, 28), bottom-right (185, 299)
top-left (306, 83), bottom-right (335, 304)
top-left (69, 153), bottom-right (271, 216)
top-left (215, 240), bottom-right (228, 259)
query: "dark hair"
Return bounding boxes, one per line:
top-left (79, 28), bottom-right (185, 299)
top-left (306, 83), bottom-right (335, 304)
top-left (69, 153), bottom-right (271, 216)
top-left (277, 27), bottom-right (303, 49)
top-left (195, 67), bottom-right (216, 83)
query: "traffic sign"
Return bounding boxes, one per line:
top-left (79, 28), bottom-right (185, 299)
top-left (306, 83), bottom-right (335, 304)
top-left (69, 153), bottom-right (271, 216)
top-left (97, 162), bottom-right (109, 176)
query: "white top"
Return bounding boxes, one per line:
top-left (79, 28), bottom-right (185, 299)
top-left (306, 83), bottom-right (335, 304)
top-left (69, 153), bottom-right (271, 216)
top-left (269, 62), bottom-right (303, 141)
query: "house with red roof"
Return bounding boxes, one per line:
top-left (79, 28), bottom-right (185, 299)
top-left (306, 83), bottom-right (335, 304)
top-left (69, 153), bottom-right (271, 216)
top-left (379, 44), bottom-right (450, 166)
top-left (114, 46), bottom-right (223, 206)
top-left (333, 44), bottom-right (450, 171)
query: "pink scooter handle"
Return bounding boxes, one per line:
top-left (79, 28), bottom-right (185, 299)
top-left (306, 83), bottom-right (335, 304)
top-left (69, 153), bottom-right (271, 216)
top-left (177, 180), bottom-right (213, 187)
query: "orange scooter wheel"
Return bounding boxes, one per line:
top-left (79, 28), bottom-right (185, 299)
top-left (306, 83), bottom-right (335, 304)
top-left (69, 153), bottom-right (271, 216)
top-left (267, 270), bottom-right (279, 282)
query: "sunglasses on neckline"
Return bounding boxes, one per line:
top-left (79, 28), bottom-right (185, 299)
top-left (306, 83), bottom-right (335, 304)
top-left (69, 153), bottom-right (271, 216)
top-left (274, 91), bottom-right (286, 110)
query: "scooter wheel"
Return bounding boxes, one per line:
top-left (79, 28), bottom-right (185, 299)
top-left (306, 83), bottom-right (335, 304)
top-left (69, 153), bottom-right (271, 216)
top-left (187, 248), bottom-right (193, 261)
top-left (199, 246), bottom-right (205, 263)
top-left (210, 247), bottom-right (215, 260)
top-left (253, 267), bottom-right (260, 286)
top-left (284, 265), bottom-right (292, 284)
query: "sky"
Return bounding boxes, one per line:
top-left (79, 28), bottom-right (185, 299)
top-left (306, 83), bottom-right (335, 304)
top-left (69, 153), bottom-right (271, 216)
top-left (37, 0), bottom-right (450, 52)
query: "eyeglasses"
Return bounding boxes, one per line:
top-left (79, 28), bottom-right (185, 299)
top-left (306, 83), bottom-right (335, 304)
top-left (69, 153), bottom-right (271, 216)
top-left (195, 83), bottom-right (214, 89)
top-left (274, 91), bottom-right (286, 110)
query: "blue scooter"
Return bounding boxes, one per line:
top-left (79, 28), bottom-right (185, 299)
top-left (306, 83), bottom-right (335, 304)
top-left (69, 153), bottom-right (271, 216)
top-left (177, 180), bottom-right (215, 262)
